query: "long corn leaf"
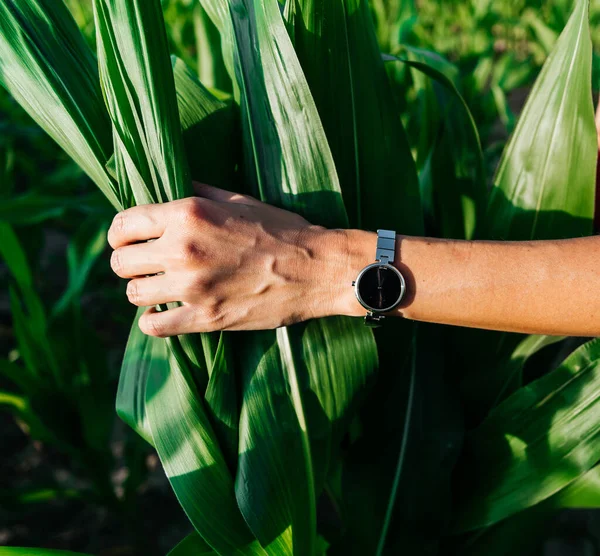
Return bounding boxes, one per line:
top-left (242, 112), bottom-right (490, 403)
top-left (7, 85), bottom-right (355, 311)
top-left (94, 0), bottom-right (192, 206)
top-left (482, 0), bottom-right (595, 241)
top-left (291, 0), bottom-right (423, 234)
top-left (0, 0), bottom-right (119, 209)
top-left (454, 337), bottom-right (600, 531)
top-left (145, 337), bottom-right (263, 555)
top-left (226, 0), bottom-right (378, 552)
top-left (384, 53), bottom-right (486, 240)
top-left (94, 1), bottom-right (260, 552)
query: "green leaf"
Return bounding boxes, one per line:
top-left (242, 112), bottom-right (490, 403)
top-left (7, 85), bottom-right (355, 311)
top-left (482, 0), bottom-right (596, 241)
top-left (228, 0), bottom-right (378, 551)
top-left (172, 57), bottom-right (239, 190)
top-left (118, 310), bottom-right (263, 554)
top-left (94, 0), bottom-right (192, 207)
top-left (0, 0), bottom-right (119, 209)
top-left (197, 0), bottom-right (237, 95)
top-left (461, 334), bottom-right (566, 420)
top-left (454, 337), bottom-right (600, 531)
top-left (451, 504), bottom-right (553, 556)
top-left (204, 332), bottom-right (239, 471)
top-left (145, 336), bottom-right (265, 555)
top-left (385, 53), bottom-right (486, 239)
top-left (53, 220), bottom-right (108, 316)
top-left (523, 8), bottom-right (559, 55)
top-left (0, 390), bottom-right (57, 445)
top-left (95, 1), bottom-right (259, 551)
top-left (0, 193), bottom-right (66, 225)
top-left (453, 0), bottom-right (597, 429)
top-left (336, 323), bottom-right (463, 554)
top-left (193, 3), bottom-right (232, 93)
top-left (291, 0), bottom-right (423, 234)
top-left (116, 308), bottom-right (157, 446)
top-left (235, 330), bottom-right (317, 554)
top-left (168, 533), bottom-right (217, 555)
top-left (554, 464), bottom-right (600, 508)
top-left (0, 359), bottom-right (37, 397)
top-left (0, 221), bottom-right (33, 288)
top-left (0, 223), bottom-right (60, 385)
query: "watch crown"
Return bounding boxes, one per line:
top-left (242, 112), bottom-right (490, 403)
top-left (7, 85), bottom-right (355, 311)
top-left (351, 280), bottom-right (356, 286)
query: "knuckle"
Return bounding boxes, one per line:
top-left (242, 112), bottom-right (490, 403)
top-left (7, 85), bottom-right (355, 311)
top-left (126, 280), bottom-right (141, 305)
top-left (181, 240), bottom-right (201, 262)
top-left (172, 240), bottom-right (203, 267)
top-left (108, 212), bottom-right (127, 247)
top-left (201, 297), bottom-right (223, 325)
top-left (186, 273), bottom-right (212, 297)
top-left (140, 316), bottom-right (167, 338)
top-left (178, 197), bottom-right (205, 222)
top-left (110, 249), bottom-right (124, 275)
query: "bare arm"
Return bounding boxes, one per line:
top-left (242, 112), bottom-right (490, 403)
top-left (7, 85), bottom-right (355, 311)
top-left (340, 231), bottom-right (600, 337)
top-left (107, 183), bottom-right (600, 338)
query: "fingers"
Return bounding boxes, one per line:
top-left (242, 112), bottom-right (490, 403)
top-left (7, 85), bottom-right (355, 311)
top-left (193, 182), bottom-right (261, 206)
top-left (110, 241), bottom-right (164, 278)
top-left (108, 204), bottom-right (168, 249)
top-left (139, 305), bottom-right (202, 337)
top-left (126, 275), bottom-right (178, 307)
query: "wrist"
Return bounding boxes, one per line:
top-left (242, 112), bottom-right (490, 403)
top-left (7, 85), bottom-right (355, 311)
top-left (337, 229), bottom-right (379, 317)
top-left (299, 227), bottom-right (413, 321)
top-left (294, 226), bottom-right (361, 320)
top-left (318, 228), bottom-right (414, 320)
top-left (302, 228), bottom-right (377, 319)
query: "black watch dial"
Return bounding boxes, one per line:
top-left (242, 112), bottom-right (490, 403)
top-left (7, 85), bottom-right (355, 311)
top-left (357, 264), bottom-right (404, 312)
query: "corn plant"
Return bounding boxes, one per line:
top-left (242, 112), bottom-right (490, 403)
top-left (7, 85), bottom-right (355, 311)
top-left (0, 212), bottom-right (152, 523)
top-left (0, 0), bottom-right (598, 555)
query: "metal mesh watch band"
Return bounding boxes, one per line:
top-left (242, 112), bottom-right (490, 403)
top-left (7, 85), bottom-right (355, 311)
top-left (375, 229), bottom-right (396, 264)
top-left (365, 230), bottom-right (397, 327)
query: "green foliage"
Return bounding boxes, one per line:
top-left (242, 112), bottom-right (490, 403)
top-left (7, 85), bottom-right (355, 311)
top-left (456, 338), bottom-right (600, 531)
top-left (0, 0), bottom-right (118, 208)
top-left (0, 0), bottom-right (599, 554)
top-left (483, 0), bottom-right (596, 241)
top-left (0, 550), bottom-right (91, 556)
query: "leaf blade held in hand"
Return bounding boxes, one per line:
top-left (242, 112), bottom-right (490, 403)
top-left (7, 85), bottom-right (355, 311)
top-left (94, 0), bottom-right (256, 551)
top-left (228, 0), bottom-right (378, 552)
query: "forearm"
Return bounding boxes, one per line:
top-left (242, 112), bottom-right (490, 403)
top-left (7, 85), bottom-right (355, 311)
top-left (329, 230), bottom-right (600, 337)
top-left (108, 184), bottom-right (600, 337)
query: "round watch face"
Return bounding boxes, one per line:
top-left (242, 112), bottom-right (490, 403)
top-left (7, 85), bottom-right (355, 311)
top-left (356, 264), bottom-right (405, 312)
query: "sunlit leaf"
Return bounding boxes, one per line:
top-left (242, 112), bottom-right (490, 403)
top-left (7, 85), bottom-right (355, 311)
top-left (0, 0), bottom-right (119, 208)
top-left (455, 337), bottom-right (600, 531)
top-left (482, 0), bottom-right (596, 241)
top-left (228, 0), bottom-right (378, 551)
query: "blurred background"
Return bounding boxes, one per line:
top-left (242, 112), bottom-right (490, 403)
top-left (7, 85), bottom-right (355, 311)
top-left (1, 0), bottom-right (599, 554)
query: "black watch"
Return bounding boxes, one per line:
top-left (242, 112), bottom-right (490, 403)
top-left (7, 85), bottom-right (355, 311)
top-left (351, 229), bottom-right (406, 327)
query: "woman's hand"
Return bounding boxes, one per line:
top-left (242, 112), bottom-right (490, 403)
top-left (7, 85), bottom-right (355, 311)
top-left (107, 183), bottom-right (357, 337)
